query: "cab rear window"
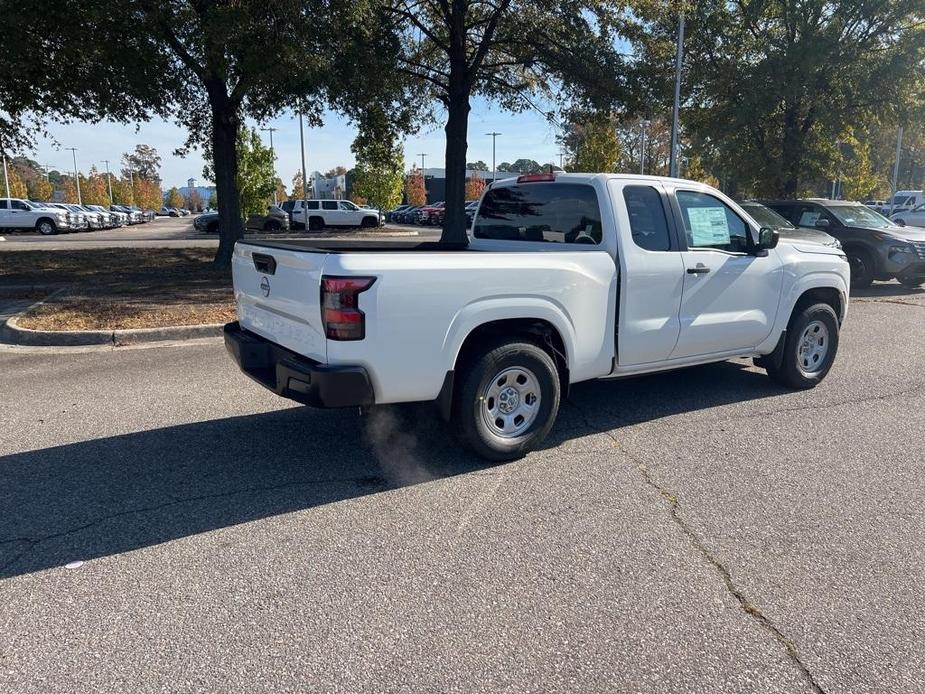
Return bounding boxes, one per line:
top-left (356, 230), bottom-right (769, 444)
top-left (474, 183), bottom-right (602, 244)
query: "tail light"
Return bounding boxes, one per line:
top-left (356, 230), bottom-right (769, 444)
top-left (321, 276), bottom-right (376, 340)
top-left (516, 173), bottom-right (556, 183)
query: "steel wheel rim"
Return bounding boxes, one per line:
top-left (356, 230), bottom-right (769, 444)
top-left (39, 222), bottom-right (53, 235)
top-left (481, 366), bottom-right (542, 438)
top-left (797, 320), bottom-right (830, 374)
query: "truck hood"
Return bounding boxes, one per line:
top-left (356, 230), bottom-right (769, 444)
top-left (778, 226), bottom-right (837, 246)
top-left (849, 224), bottom-right (925, 242)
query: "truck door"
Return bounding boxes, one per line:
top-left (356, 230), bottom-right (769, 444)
top-left (669, 189), bottom-right (783, 358)
top-left (609, 180), bottom-right (685, 365)
top-left (321, 200), bottom-right (341, 225)
top-left (0, 199), bottom-right (9, 228)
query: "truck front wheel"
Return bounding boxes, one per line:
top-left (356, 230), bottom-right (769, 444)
top-left (454, 340), bottom-right (560, 461)
top-left (765, 303), bottom-right (840, 389)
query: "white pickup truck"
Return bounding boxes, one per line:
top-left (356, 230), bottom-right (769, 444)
top-left (225, 173), bottom-right (850, 460)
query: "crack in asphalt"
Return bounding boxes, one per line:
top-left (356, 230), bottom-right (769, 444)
top-left (0, 474), bottom-right (388, 576)
top-left (853, 298), bottom-right (924, 308)
top-left (567, 398), bottom-right (827, 694)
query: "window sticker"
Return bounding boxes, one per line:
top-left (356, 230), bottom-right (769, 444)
top-left (688, 207), bottom-right (730, 246)
top-left (798, 211), bottom-right (821, 226)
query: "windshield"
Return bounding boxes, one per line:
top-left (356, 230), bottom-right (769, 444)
top-left (890, 194), bottom-right (915, 205)
top-left (829, 205), bottom-right (893, 228)
top-left (23, 200), bottom-right (46, 210)
top-left (742, 203), bottom-right (794, 229)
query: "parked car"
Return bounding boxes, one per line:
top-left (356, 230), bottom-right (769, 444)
top-left (290, 199), bottom-right (382, 231)
top-left (464, 200), bottom-right (479, 228)
top-left (193, 212), bottom-right (219, 233)
top-left (75, 205), bottom-right (110, 229)
top-left (417, 201), bottom-right (445, 225)
top-left (179, 208), bottom-right (191, 216)
top-left (739, 201), bottom-right (841, 249)
top-left (395, 206), bottom-right (421, 224)
top-left (761, 198), bottom-right (925, 287)
top-left (225, 172), bottom-right (850, 460)
top-left (0, 198), bottom-right (75, 235)
top-left (44, 203), bottom-right (89, 231)
top-left (891, 203), bottom-right (925, 229)
top-left (128, 205), bottom-right (155, 222)
top-left (386, 205), bottom-right (411, 223)
top-left (64, 204), bottom-right (101, 230)
top-left (111, 204), bottom-right (143, 224)
top-left (245, 205), bottom-right (290, 232)
top-left (883, 190), bottom-right (925, 216)
top-left (86, 204), bottom-right (123, 227)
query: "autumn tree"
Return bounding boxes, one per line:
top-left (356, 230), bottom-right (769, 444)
top-left (404, 167), bottom-right (427, 206)
top-left (465, 176), bottom-right (485, 201)
top-left (291, 171), bottom-right (305, 200)
top-left (390, 0), bottom-right (626, 244)
top-left (274, 179), bottom-right (287, 205)
top-left (110, 178), bottom-right (135, 205)
top-left (5, 167), bottom-right (27, 198)
top-left (27, 177), bottom-right (53, 202)
top-left (166, 187), bottom-right (184, 209)
top-left (61, 177), bottom-right (79, 203)
top-left (136, 179), bottom-right (164, 210)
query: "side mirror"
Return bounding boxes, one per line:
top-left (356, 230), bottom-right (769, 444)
top-left (814, 218), bottom-right (830, 228)
top-left (751, 226), bottom-right (779, 255)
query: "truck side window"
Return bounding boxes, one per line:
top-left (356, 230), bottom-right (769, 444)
top-left (322, 201), bottom-right (338, 211)
top-left (474, 183), bottom-right (602, 244)
top-left (623, 186), bottom-right (671, 251)
top-left (676, 191), bottom-right (749, 253)
top-left (306, 201), bottom-right (320, 210)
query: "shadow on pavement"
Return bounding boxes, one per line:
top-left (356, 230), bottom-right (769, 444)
top-left (0, 360), bottom-right (784, 579)
top-left (851, 282), bottom-right (924, 299)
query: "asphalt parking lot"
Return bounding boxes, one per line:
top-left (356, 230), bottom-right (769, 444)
top-left (1, 285), bottom-right (923, 692)
top-left (0, 216), bottom-right (434, 250)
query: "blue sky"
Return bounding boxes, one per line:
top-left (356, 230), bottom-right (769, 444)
top-left (29, 99), bottom-right (566, 191)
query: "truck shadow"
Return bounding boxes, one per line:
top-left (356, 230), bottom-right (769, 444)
top-left (0, 360), bottom-right (781, 579)
top-left (851, 282), bottom-right (924, 299)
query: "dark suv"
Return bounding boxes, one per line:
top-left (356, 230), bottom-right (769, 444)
top-left (760, 199), bottom-right (925, 287)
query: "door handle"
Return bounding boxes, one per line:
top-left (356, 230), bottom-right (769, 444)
top-left (687, 265), bottom-right (710, 275)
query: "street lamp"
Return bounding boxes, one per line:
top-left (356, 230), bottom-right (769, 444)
top-left (66, 147), bottom-right (82, 204)
top-left (417, 153), bottom-right (428, 200)
top-left (2, 153), bottom-right (10, 200)
top-left (102, 159), bottom-right (114, 204)
top-left (639, 120), bottom-right (650, 175)
top-left (668, 6), bottom-right (686, 178)
top-left (261, 126), bottom-right (278, 204)
top-left (486, 132), bottom-right (501, 182)
top-left (298, 108), bottom-right (309, 227)
top-left (558, 152), bottom-right (565, 171)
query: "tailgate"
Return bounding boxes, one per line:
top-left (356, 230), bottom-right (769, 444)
top-left (232, 243), bottom-right (328, 362)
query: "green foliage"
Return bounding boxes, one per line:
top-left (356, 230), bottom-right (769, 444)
top-left (559, 114), bottom-right (621, 173)
top-left (497, 159), bottom-right (542, 173)
top-left (166, 187), bottom-right (184, 209)
top-left (628, 0), bottom-right (925, 197)
top-left (206, 127), bottom-right (277, 218)
top-left (467, 161), bottom-right (489, 171)
top-left (350, 110), bottom-right (405, 211)
top-left (121, 144), bottom-right (162, 181)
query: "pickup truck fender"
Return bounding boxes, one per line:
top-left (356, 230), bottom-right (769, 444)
top-left (755, 267), bottom-right (849, 355)
top-left (442, 297), bottom-right (579, 376)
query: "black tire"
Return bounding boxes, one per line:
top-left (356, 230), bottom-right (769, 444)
top-left (453, 340), bottom-right (560, 461)
top-left (308, 216), bottom-right (324, 231)
top-left (35, 219), bottom-right (57, 236)
top-left (264, 219), bottom-right (281, 231)
top-left (846, 248), bottom-right (874, 288)
top-left (898, 276), bottom-right (924, 288)
top-left (765, 303), bottom-right (840, 389)
top-left (361, 216), bottom-right (377, 228)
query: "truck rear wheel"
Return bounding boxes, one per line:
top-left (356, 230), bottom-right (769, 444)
top-left (454, 340), bottom-right (560, 461)
top-left (764, 303), bottom-right (839, 389)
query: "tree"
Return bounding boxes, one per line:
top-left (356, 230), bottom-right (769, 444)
top-left (274, 179), bottom-right (287, 205)
top-left (628, 0), bottom-right (925, 197)
top-left (1, 0), bottom-right (405, 267)
top-left (205, 126), bottom-right (276, 217)
top-left (185, 189), bottom-right (204, 212)
top-left (81, 167), bottom-right (111, 206)
top-left (467, 160), bottom-right (488, 171)
top-left (389, 0), bottom-right (626, 244)
top-left (5, 167), bottom-right (27, 198)
top-left (324, 166), bottom-right (349, 178)
top-left (291, 171), bottom-right (305, 200)
top-left (166, 187), bottom-right (184, 209)
top-left (350, 110), bottom-right (405, 211)
top-left (121, 144), bottom-right (162, 181)
top-left (61, 177), bottom-right (79, 204)
top-left (111, 178), bottom-right (135, 205)
top-left (465, 176), bottom-right (486, 201)
top-left (27, 176), bottom-right (53, 202)
top-left (208, 191), bottom-right (218, 209)
top-left (136, 178), bottom-right (164, 210)
top-left (560, 113), bottom-right (621, 173)
top-left (404, 167), bottom-right (427, 206)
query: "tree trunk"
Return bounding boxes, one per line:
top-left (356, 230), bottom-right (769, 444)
top-left (439, 31), bottom-right (471, 248)
top-left (210, 98), bottom-right (243, 268)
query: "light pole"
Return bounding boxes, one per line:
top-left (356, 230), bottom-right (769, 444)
top-left (261, 126), bottom-right (278, 204)
top-left (890, 126), bottom-right (904, 215)
top-left (668, 7), bottom-right (685, 178)
top-left (486, 132), bottom-right (501, 182)
top-left (66, 147), bottom-right (82, 204)
top-left (2, 153), bottom-right (10, 200)
top-left (102, 160), bottom-right (114, 204)
top-left (298, 109), bottom-right (308, 227)
top-left (639, 120), bottom-right (649, 175)
top-left (558, 152), bottom-right (565, 170)
top-left (417, 153), bottom-right (428, 200)
top-left (42, 164), bottom-right (53, 181)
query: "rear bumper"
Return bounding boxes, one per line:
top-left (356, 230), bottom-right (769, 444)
top-left (223, 321), bottom-right (374, 408)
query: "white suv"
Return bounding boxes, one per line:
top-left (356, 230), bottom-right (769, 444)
top-left (0, 198), bottom-right (75, 235)
top-left (290, 199), bottom-right (382, 231)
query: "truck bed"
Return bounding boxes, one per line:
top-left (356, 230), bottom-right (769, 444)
top-left (238, 238), bottom-right (472, 254)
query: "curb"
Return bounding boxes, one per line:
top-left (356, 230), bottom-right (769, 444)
top-left (0, 289), bottom-right (224, 347)
top-left (2, 315), bottom-right (224, 347)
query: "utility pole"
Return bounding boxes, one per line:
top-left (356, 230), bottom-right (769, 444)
top-left (298, 109), bottom-right (308, 229)
top-left (890, 126), bottom-right (904, 216)
top-left (418, 152), bottom-right (427, 174)
top-left (639, 120), bottom-right (648, 175)
top-left (102, 160), bottom-right (114, 204)
top-left (261, 126), bottom-right (279, 204)
top-left (486, 132), bottom-right (501, 182)
top-left (66, 147), bottom-right (82, 204)
top-left (558, 152), bottom-right (565, 170)
top-left (2, 153), bottom-right (10, 200)
top-left (43, 164), bottom-right (52, 181)
top-left (417, 153), bottom-right (428, 199)
top-left (669, 7), bottom-right (686, 178)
